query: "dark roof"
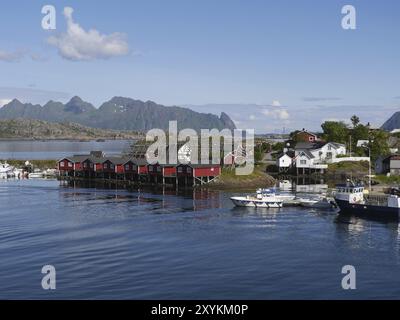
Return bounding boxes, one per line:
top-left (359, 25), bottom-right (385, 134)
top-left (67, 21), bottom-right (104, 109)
top-left (384, 154), bottom-right (400, 162)
top-left (298, 150), bottom-right (314, 159)
top-left (295, 129), bottom-right (318, 137)
top-left (188, 163), bottom-right (220, 168)
top-left (59, 154), bottom-right (221, 167)
top-left (63, 155), bottom-right (93, 162)
top-left (330, 142), bottom-right (345, 148)
top-left (294, 141), bottom-right (324, 150)
top-left (278, 151), bottom-right (295, 159)
top-left (133, 158), bottom-right (150, 166)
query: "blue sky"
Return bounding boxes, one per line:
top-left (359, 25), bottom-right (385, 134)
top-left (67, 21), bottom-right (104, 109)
top-left (0, 0), bottom-right (400, 133)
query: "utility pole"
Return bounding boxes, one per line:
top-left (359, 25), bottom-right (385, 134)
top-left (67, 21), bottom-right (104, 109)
top-left (368, 146), bottom-right (371, 192)
top-left (349, 136), bottom-right (352, 157)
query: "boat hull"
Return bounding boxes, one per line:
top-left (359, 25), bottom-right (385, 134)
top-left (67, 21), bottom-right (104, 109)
top-left (335, 199), bottom-right (400, 216)
top-left (230, 197), bottom-right (283, 208)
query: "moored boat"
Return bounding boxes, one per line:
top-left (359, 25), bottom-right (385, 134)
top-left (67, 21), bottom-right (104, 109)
top-left (0, 162), bottom-right (15, 178)
top-left (299, 195), bottom-right (335, 209)
top-left (231, 189), bottom-right (283, 208)
top-left (334, 181), bottom-right (400, 216)
top-left (28, 169), bottom-right (45, 179)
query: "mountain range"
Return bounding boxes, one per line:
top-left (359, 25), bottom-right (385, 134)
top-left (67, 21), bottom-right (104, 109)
top-left (0, 96), bottom-right (236, 132)
top-left (381, 111), bottom-right (400, 132)
top-left (0, 118), bottom-right (143, 140)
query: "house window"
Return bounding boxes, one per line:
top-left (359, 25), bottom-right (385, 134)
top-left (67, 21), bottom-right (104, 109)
top-left (68, 162), bottom-right (73, 168)
top-left (110, 164), bottom-right (115, 169)
top-left (328, 145), bottom-right (332, 151)
top-left (83, 162), bottom-right (87, 168)
top-left (300, 160), bottom-right (306, 165)
top-left (327, 152), bottom-right (332, 159)
top-left (178, 167), bottom-right (183, 173)
top-left (125, 164), bottom-right (130, 171)
top-left (157, 166), bottom-right (161, 172)
top-left (187, 168), bottom-right (192, 173)
top-left (60, 162), bottom-right (65, 167)
top-left (149, 165), bottom-right (153, 171)
top-left (104, 163), bottom-right (108, 169)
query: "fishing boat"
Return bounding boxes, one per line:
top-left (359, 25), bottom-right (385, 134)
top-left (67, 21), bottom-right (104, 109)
top-left (334, 181), bottom-right (400, 216)
top-left (231, 189), bottom-right (283, 208)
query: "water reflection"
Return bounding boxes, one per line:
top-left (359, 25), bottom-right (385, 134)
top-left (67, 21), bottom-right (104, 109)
top-left (335, 212), bottom-right (399, 243)
top-left (60, 180), bottom-right (224, 212)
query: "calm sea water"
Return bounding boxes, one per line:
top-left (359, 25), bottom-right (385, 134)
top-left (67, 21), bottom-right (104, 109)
top-left (0, 140), bottom-right (134, 160)
top-left (1, 179), bottom-right (400, 299)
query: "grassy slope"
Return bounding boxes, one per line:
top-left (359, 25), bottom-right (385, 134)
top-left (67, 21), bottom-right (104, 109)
top-left (209, 164), bottom-right (276, 190)
top-left (325, 161), bottom-right (370, 177)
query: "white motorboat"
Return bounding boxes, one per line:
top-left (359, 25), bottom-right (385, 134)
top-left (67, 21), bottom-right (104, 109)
top-left (0, 162), bottom-right (14, 174)
top-left (0, 162), bottom-right (15, 178)
top-left (299, 195), bottom-right (335, 209)
top-left (43, 168), bottom-right (57, 177)
top-left (28, 169), bottom-right (44, 179)
top-left (231, 189), bottom-right (283, 208)
top-left (278, 180), bottom-right (293, 191)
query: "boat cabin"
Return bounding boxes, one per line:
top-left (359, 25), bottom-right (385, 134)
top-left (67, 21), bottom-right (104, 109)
top-left (335, 184), bottom-right (365, 204)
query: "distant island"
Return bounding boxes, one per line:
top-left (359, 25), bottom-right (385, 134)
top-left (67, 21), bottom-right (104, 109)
top-left (0, 118), bottom-right (143, 140)
top-left (0, 96), bottom-right (236, 132)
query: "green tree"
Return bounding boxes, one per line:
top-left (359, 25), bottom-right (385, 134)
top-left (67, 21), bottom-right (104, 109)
top-left (351, 124), bottom-right (369, 155)
top-left (272, 142), bottom-right (285, 152)
top-left (289, 130), bottom-right (301, 142)
top-left (369, 129), bottom-right (390, 162)
top-left (254, 145), bottom-right (264, 163)
top-left (351, 115), bottom-right (360, 128)
top-left (321, 121), bottom-right (349, 144)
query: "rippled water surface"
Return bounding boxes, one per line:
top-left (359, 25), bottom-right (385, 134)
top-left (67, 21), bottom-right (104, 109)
top-left (0, 139), bottom-right (133, 160)
top-left (1, 179), bottom-right (400, 299)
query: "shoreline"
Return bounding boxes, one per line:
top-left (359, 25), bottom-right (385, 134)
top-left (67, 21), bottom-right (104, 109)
top-left (0, 137), bottom-right (141, 142)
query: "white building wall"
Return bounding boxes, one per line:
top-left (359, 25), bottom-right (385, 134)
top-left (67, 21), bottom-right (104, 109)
top-left (328, 157), bottom-right (370, 164)
top-left (310, 143), bottom-right (346, 162)
top-left (296, 154), bottom-right (313, 168)
top-left (278, 154), bottom-right (292, 168)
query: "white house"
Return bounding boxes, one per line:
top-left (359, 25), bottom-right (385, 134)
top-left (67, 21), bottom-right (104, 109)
top-left (309, 142), bottom-right (346, 162)
top-left (277, 153), bottom-right (293, 171)
top-left (295, 150), bottom-right (328, 173)
top-left (294, 142), bottom-right (346, 162)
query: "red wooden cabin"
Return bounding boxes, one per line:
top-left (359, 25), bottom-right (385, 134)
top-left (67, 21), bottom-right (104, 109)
top-left (190, 164), bottom-right (221, 177)
top-left (58, 158), bottom-right (74, 172)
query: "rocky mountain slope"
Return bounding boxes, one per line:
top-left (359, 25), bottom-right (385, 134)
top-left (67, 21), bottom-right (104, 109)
top-left (0, 96), bottom-right (237, 132)
top-left (0, 118), bottom-right (143, 140)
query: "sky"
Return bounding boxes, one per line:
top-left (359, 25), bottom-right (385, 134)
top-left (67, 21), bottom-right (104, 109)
top-left (0, 0), bottom-right (400, 133)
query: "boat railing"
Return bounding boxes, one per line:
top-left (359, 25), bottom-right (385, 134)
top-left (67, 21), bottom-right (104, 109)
top-left (365, 194), bottom-right (389, 206)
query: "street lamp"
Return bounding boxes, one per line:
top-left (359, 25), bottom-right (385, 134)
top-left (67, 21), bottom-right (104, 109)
top-left (357, 140), bottom-right (372, 192)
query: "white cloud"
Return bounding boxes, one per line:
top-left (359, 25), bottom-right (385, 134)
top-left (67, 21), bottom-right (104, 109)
top-left (249, 114), bottom-right (256, 120)
top-left (0, 87), bottom-right (70, 105)
top-left (271, 100), bottom-right (281, 107)
top-left (0, 99), bottom-right (12, 107)
top-left (262, 108), bottom-right (290, 120)
top-left (0, 50), bottom-right (24, 62)
top-left (48, 7), bottom-right (129, 61)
